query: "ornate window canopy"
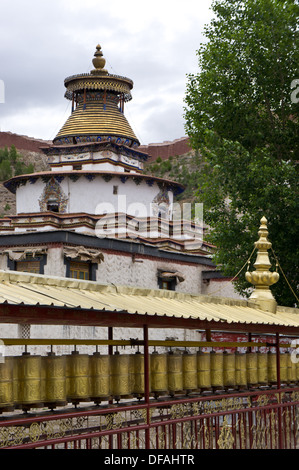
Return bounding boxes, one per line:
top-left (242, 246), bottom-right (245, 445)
top-left (39, 177), bottom-right (68, 213)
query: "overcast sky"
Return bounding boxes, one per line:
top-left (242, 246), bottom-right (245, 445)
top-left (0, 0), bottom-right (214, 145)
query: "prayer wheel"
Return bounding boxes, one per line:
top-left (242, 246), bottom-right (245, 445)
top-left (43, 353), bottom-right (67, 408)
top-left (65, 354), bottom-right (70, 398)
top-left (267, 351), bottom-right (277, 385)
top-left (235, 352), bottom-right (247, 389)
top-left (150, 352), bottom-right (168, 397)
top-left (12, 356), bottom-right (19, 406)
top-left (89, 352), bottom-right (111, 403)
top-left (210, 351), bottom-right (224, 389)
top-left (296, 355), bottom-right (299, 383)
top-left (246, 352), bottom-right (258, 388)
top-left (18, 353), bottom-right (42, 410)
top-left (40, 356), bottom-right (46, 404)
top-left (287, 352), bottom-right (296, 384)
top-left (0, 357), bottom-right (14, 411)
top-left (167, 352), bottom-right (183, 396)
top-left (257, 352), bottom-right (268, 386)
top-left (197, 351), bottom-right (211, 390)
top-left (110, 352), bottom-right (131, 399)
top-left (182, 352), bottom-right (197, 393)
top-left (279, 353), bottom-right (288, 384)
top-left (130, 352), bottom-right (145, 397)
top-left (223, 351), bottom-right (236, 388)
top-left (66, 352), bottom-right (90, 404)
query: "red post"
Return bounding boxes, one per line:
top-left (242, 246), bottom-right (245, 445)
top-left (276, 332), bottom-right (283, 449)
top-left (276, 333), bottom-right (281, 389)
top-left (143, 325), bottom-right (150, 449)
top-left (108, 327), bottom-right (113, 449)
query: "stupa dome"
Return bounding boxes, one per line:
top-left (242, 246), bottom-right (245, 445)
top-left (53, 45), bottom-right (140, 148)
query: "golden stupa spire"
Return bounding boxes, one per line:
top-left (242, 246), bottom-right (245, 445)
top-left (53, 44), bottom-right (139, 147)
top-left (91, 44), bottom-right (108, 75)
top-left (245, 216), bottom-right (279, 313)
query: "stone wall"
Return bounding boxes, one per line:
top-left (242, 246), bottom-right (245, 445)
top-left (0, 131), bottom-right (50, 153)
top-left (139, 137), bottom-right (191, 162)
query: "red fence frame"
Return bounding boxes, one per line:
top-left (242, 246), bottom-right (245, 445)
top-left (0, 387), bottom-right (298, 449)
top-left (1, 308), bottom-right (299, 449)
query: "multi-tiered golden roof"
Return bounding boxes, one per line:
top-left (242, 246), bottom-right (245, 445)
top-left (53, 45), bottom-right (140, 148)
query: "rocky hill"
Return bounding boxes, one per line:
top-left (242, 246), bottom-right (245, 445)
top-left (139, 137), bottom-right (192, 162)
top-left (0, 131), bottom-right (51, 154)
top-left (0, 132), bottom-right (50, 216)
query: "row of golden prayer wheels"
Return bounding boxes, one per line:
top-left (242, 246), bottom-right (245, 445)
top-left (0, 349), bottom-right (298, 412)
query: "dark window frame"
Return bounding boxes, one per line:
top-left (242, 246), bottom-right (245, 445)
top-left (7, 253), bottom-right (47, 274)
top-left (64, 257), bottom-right (98, 281)
top-left (157, 272), bottom-right (177, 291)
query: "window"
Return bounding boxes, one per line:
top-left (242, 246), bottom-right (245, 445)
top-left (113, 185), bottom-right (118, 195)
top-left (69, 261), bottom-right (90, 280)
top-left (14, 253), bottom-right (46, 274)
top-left (16, 259), bottom-right (41, 274)
top-left (64, 255), bottom-right (98, 281)
top-left (47, 199), bottom-right (59, 212)
top-left (157, 271), bottom-right (177, 291)
top-left (73, 164), bottom-right (82, 170)
top-left (161, 280), bottom-right (172, 290)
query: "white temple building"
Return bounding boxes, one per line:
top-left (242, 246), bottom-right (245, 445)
top-left (0, 45), bottom-right (240, 329)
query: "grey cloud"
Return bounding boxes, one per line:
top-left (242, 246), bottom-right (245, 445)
top-left (0, 0), bottom-right (213, 143)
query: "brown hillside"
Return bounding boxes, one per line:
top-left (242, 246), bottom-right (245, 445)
top-left (0, 131), bottom-right (51, 153)
top-left (139, 137), bottom-right (191, 162)
top-left (0, 132), bottom-right (51, 216)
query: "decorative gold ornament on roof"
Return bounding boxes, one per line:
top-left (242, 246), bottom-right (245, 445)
top-left (245, 216), bottom-right (279, 313)
top-left (91, 44), bottom-right (108, 75)
top-left (53, 44), bottom-right (138, 146)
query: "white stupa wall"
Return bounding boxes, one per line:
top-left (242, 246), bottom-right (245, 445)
top-left (15, 176), bottom-right (174, 220)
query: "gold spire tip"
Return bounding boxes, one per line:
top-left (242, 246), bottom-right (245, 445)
top-left (245, 216), bottom-right (279, 313)
top-left (91, 44), bottom-right (108, 75)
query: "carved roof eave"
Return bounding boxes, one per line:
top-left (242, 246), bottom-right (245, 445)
top-left (4, 171), bottom-right (185, 196)
top-left (64, 73), bottom-right (133, 101)
top-left (40, 141), bottom-right (149, 161)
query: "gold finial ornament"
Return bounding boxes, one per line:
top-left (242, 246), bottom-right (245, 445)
top-left (91, 44), bottom-right (108, 75)
top-left (245, 216), bottom-right (279, 313)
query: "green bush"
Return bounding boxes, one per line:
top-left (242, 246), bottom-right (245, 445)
top-left (0, 146), bottom-right (35, 180)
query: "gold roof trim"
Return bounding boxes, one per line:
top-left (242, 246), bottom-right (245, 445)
top-left (65, 78), bottom-right (132, 100)
top-left (0, 270), bottom-right (297, 329)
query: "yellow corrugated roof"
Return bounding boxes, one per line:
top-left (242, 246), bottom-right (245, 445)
top-left (0, 270), bottom-right (298, 329)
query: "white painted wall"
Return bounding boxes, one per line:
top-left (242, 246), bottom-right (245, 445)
top-left (2, 323), bottom-right (202, 357)
top-left (50, 149), bottom-right (142, 172)
top-left (16, 179), bottom-right (45, 214)
top-left (96, 252), bottom-right (201, 295)
top-left (15, 176), bottom-right (174, 220)
top-left (202, 279), bottom-right (243, 299)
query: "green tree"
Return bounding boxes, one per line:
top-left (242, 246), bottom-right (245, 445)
top-left (0, 159), bottom-right (12, 180)
top-left (9, 145), bottom-right (18, 164)
top-left (0, 145), bottom-right (35, 179)
top-left (0, 146), bottom-right (9, 162)
top-left (184, 0), bottom-right (299, 306)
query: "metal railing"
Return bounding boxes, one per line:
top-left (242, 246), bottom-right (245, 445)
top-left (0, 387), bottom-right (298, 449)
